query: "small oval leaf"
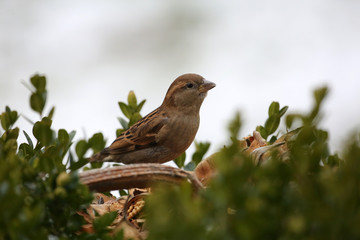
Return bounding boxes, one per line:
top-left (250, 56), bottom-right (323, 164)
top-left (264, 114), bottom-right (280, 136)
top-left (58, 129), bottom-right (69, 145)
top-left (32, 118), bottom-right (53, 146)
top-left (0, 112), bottom-right (10, 130)
top-left (75, 140), bottom-right (88, 159)
top-left (268, 101), bottom-right (280, 117)
top-left (88, 133), bottom-right (106, 153)
top-left (174, 152), bottom-right (186, 168)
top-left (30, 74), bottom-right (46, 92)
top-left (30, 92), bottom-right (46, 115)
top-left (127, 90), bottom-right (137, 108)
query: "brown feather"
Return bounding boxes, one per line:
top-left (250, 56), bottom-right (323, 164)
top-left (108, 107), bottom-right (168, 154)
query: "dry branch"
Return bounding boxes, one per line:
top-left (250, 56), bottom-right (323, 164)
top-left (79, 163), bottom-right (203, 192)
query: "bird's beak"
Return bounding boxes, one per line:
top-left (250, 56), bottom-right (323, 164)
top-left (199, 79), bottom-right (216, 93)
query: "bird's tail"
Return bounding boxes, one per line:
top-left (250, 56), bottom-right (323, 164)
top-left (89, 148), bottom-right (111, 162)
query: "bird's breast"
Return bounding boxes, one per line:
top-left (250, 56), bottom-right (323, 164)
top-left (156, 114), bottom-right (200, 151)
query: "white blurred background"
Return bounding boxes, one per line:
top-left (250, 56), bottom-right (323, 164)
top-left (1, 0), bottom-right (360, 160)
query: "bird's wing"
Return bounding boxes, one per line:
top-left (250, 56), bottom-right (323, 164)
top-left (108, 108), bottom-right (168, 154)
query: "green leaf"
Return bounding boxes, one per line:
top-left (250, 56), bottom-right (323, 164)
top-left (30, 92), bottom-right (46, 115)
top-left (32, 117), bottom-right (53, 146)
top-left (47, 106), bottom-right (55, 119)
top-left (228, 112), bottom-right (242, 141)
top-left (314, 87), bottom-right (328, 105)
top-left (113, 229), bottom-right (124, 240)
top-left (309, 87), bottom-right (328, 122)
top-left (279, 106), bottom-right (289, 117)
top-left (119, 189), bottom-right (128, 196)
top-left (118, 117), bottom-right (128, 130)
top-left (184, 161), bottom-right (196, 171)
top-left (192, 141), bottom-right (210, 165)
top-left (93, 211), bottom-right (118, 233)
top-left (43, 145), bottom-right (63, 167)
top-left (69, 157), bottom-right (89, 171)
top-left (127, 90), bottom-right (137, 108)
top-left (67, 151), bottom-right (75, 167)
top-left (118, 102), bottom-right (131, 119)
top-left (5, 128), bottom-right (19, 141)
top-left (69, 130), bottom-right (76, 141)
top-left (136, 99), bottom-right (146, 112)
top-left (256, 125), bottom-right (268, 139)
top-left (88, 133), bottom-right (106, 153)
top-left (75, 140), bottom-right (88, 158)
top-left (174, 152), bottom-right (186, 168)
top-left (23, 130), bottom-right (34, 149)
top-left (269, 135), bottom-right (277, 144)
top-left (58, 129), bottom-right (69, 146)
top-left (30, 74), bottom-right (46, 92)
top-left (6, 106), bottom-right (18, 125)
top-left (90, 161), bottom-right (103, 169)
top-left (0, 106), bottom-right (18, 130)
top-left (264, 114), bottom-right (280, 136)
top-left (0, 112), bottom-right (10, 130)
top-left (19, 142), bottom-right (34, 158)
top-left (268, 101), bottom-right (280, 117)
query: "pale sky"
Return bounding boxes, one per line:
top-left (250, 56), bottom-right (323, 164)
top-left (1, 0), bottom-right (360, 162)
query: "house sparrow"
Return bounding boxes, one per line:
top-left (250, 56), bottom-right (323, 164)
top-left (90, 73), bottom-right (215, 164)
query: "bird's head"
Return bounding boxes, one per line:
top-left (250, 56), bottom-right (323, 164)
top-left (162, 73), bottom-right (216, 113)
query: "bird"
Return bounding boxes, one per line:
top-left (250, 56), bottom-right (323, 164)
top-left (89, 73), bottom-right (216, 164)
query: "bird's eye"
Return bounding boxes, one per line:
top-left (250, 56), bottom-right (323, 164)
top-left (186, 83), bottom-right (194, 88)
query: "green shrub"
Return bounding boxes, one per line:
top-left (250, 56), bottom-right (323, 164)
top-left (0, 75), bottom-right (121, 239)
top-left (146, 87), bottom-right (360, 240)
top-left (1, 74), bottom-right (359, 240)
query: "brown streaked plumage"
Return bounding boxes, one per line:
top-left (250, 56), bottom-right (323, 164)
top-left (90, 73), bottom-right (215, 164)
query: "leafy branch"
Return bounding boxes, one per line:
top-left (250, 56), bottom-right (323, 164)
top-left (256, 101), bottom-right (288, 143)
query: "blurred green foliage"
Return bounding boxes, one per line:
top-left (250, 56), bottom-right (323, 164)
top-left (0, 74), bottom-right (121, 239)
top-left (146, 86), bottom-right (360, 240)
top-left (256, 101), bottom-right (288, 143)
top-left (2, 74), bottom-right (359, 240)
